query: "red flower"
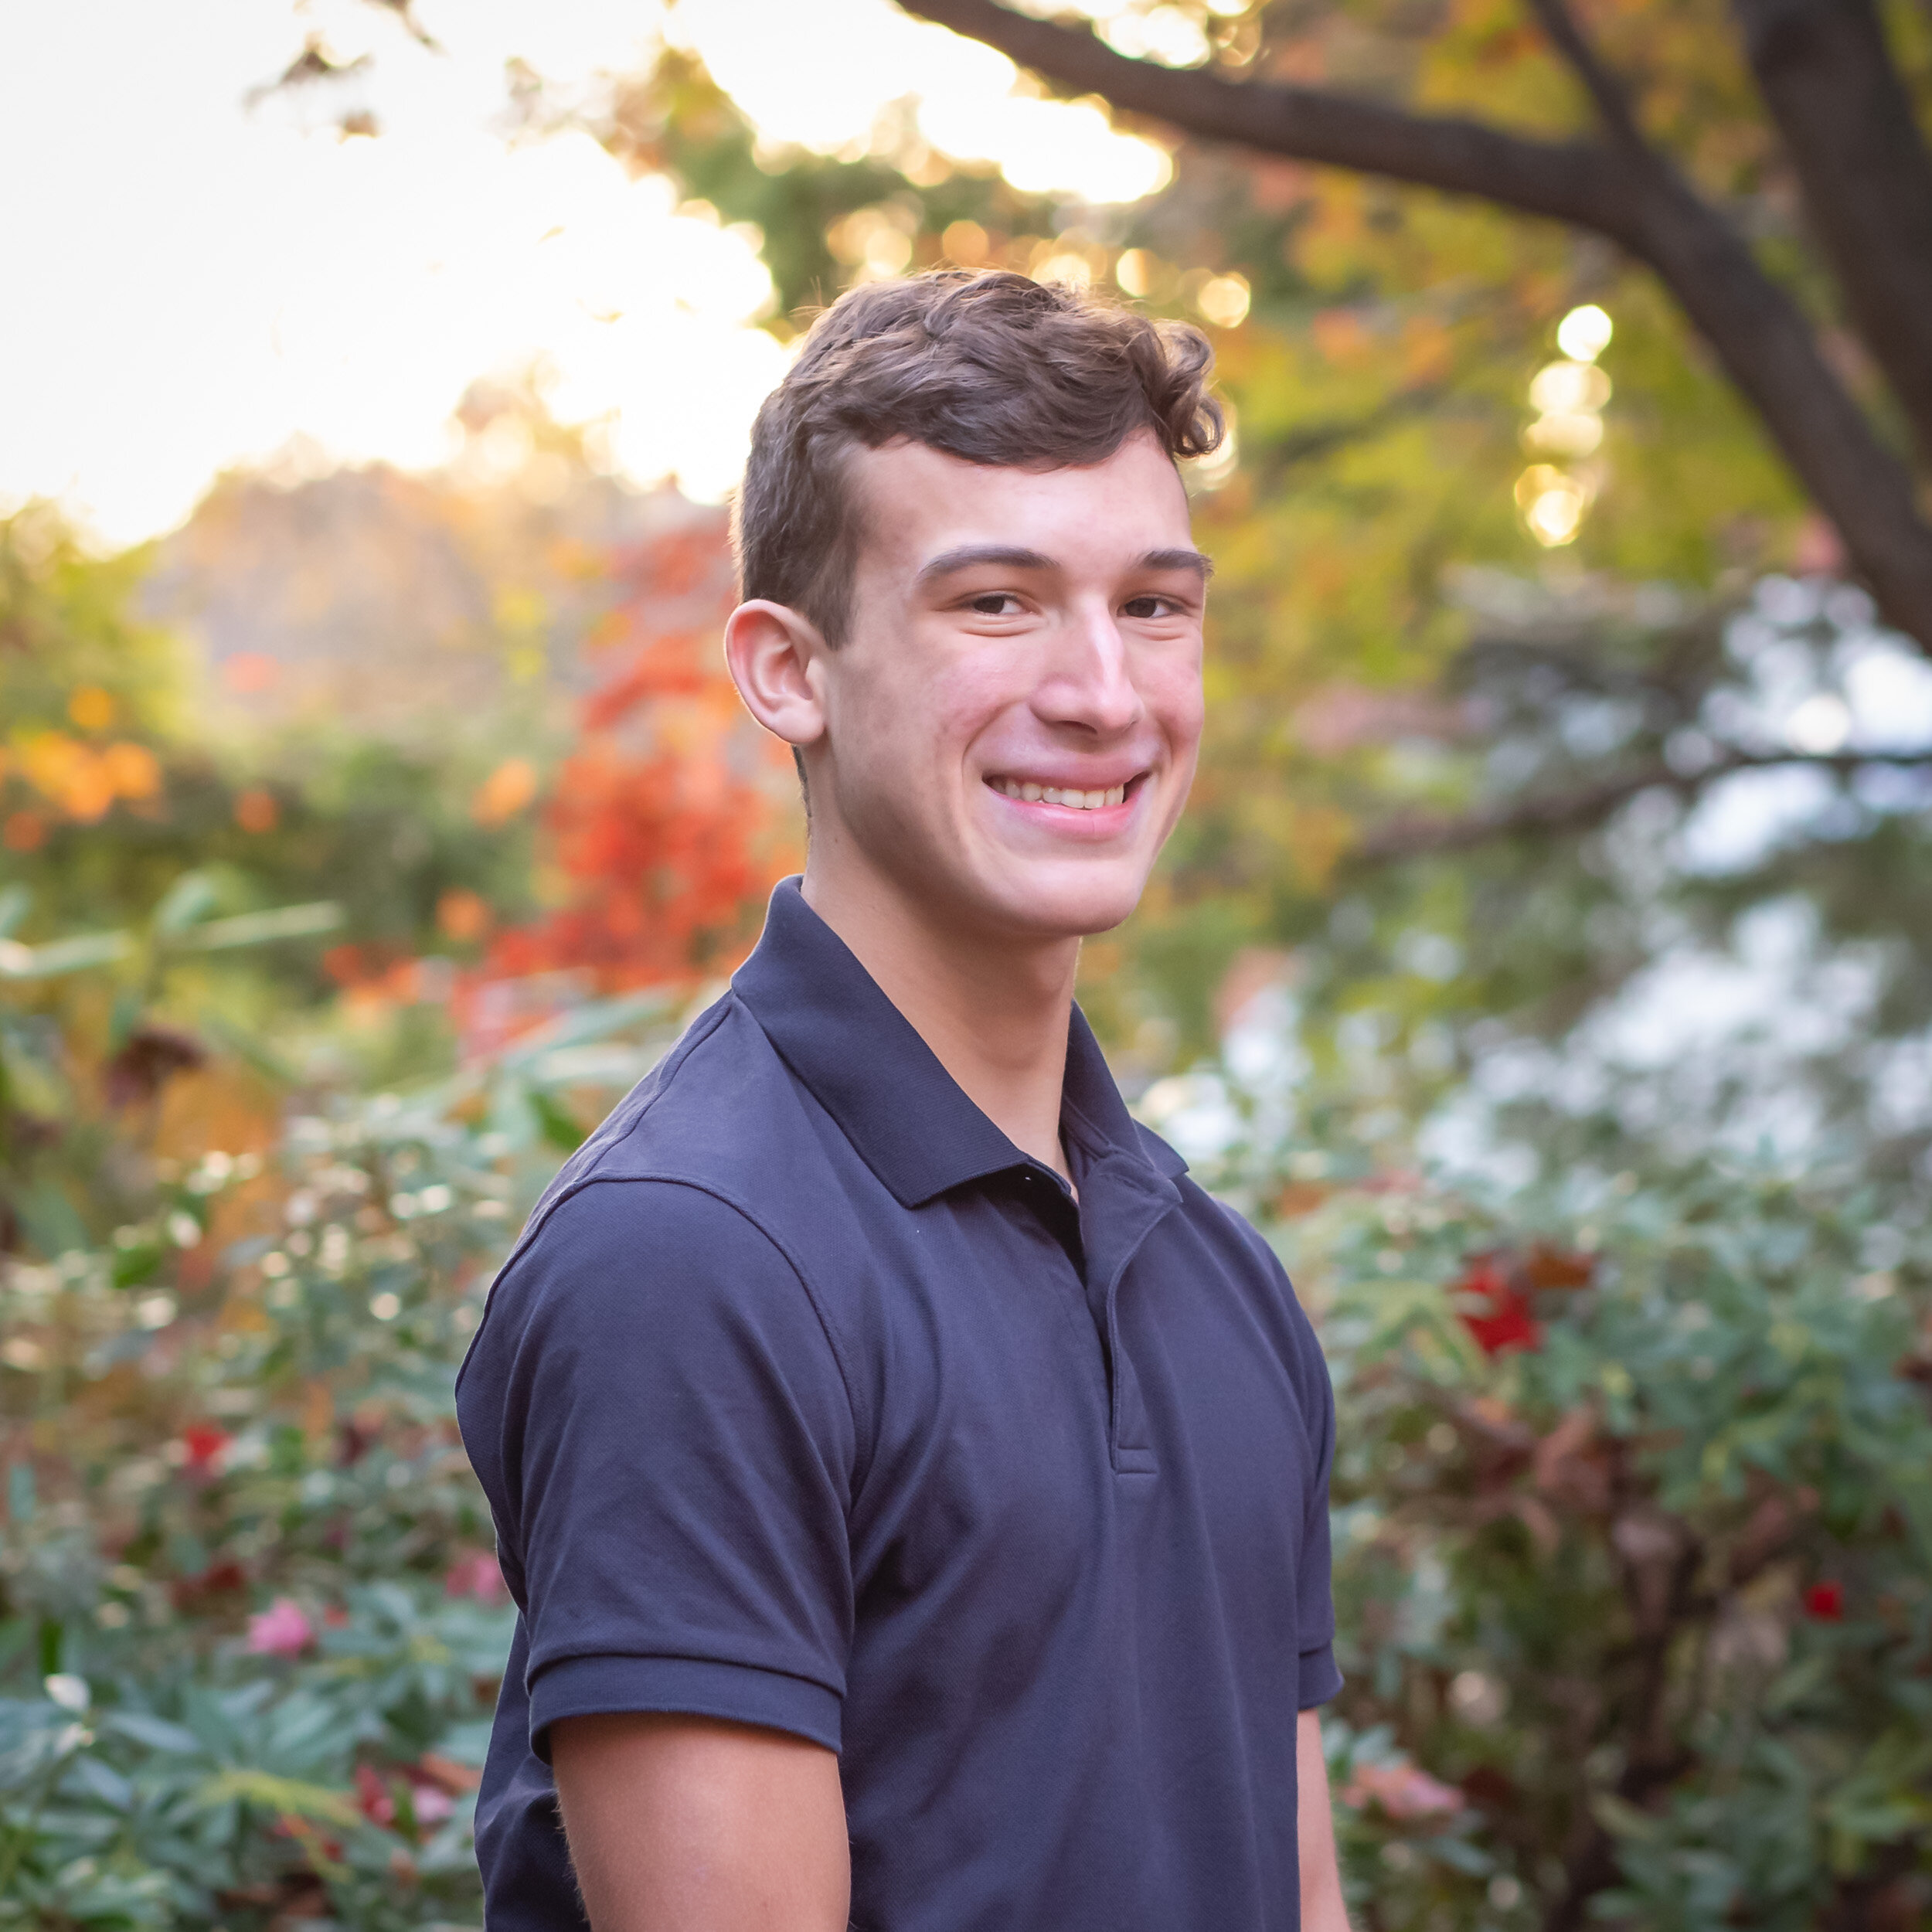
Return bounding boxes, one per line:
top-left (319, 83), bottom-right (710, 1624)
top-left (181, 1423), bottom-right (230, 1477)
top-left (169, 1560), bottom-right (247, 1611)
top-left (1804, 1580), bottom-right (1845, 1621)
top-left (1457, 1257), bottom-right (1543, 1357)
top-left (355, 1763), bottom-right (396, 1826)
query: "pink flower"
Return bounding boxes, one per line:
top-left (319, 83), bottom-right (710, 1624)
top-left (245, 1597), bottom-right (315, 1658)
top-left (1342, 1757), bottom-right (1464, 1820)
top-left (444, 1550), bottom-right (508, 1604)
top-left (410, 1783), bottom-right (455, 1826)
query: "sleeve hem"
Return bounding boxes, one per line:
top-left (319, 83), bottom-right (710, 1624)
top-left (529, 1653), bottom-right (842, 1763)
top-left (1298, 1642), bottom-right (1344, 1709)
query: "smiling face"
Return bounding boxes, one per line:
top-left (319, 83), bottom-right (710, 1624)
top-left (801, 429), bottom-right (1207, 946)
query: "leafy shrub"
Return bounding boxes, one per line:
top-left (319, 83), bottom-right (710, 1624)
top-left (1248, 1138), bottom-right (1932, 1930)
top-left (0, 997), bottom-right (689, 1929)
top-left (8, 968), bottom-right (1931, 1927)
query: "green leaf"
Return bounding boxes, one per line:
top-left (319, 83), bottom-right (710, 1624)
top-left (151, 872), bottom-right (219, 937)
top-left (190, 1768), bottom-right (361, 1830)
top-left (177, 902), bottom-right (343, 951)
top-left (527, 1088), bottom-right (587, 1155)
top-left (98, 1713), bottom-right (202, 1757)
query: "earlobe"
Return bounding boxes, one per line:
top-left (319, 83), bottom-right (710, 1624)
top-left (724, 599), bottom-right (828, 750)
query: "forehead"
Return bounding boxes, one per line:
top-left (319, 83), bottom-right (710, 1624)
top-left (844, 430), bottom-right (1194, 580)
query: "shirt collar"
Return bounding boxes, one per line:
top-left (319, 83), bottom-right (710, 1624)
top-left (732, 879), bottom-right (1185, 1207)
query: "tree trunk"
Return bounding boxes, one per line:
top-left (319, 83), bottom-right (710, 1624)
top-left (1734, 0), bottom-right (1932, 464)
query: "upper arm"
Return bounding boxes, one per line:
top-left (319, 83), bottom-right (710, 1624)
top-left (553, 1712), bottom-right (849, 1932)
top-left (456, 1180), bottom-right (858, 1760)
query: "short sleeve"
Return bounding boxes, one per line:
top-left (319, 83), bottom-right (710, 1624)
top-left (1287, 1292), bottom-right (1343, 1708)
top-left (1220, 1204), bottom-right (1343, 1709)
top-left (455, 1179), bottom-right (857, 1759)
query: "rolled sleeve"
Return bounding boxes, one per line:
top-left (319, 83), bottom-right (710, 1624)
top-left (457, 1179), bottom-right (857, 1759)
top-left (529, 1655), bottom-right (843, 1759)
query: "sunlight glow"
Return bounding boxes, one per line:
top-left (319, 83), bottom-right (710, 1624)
top-left (1784, 692), bottom-right (1852, 757)
top-left (1, 0), bottom-right (1172, 548)
top-left (673, 0), bottom-right (1172, 203)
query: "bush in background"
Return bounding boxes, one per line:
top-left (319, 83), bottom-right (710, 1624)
top-left (1, 996), bottom-right (689, 1930)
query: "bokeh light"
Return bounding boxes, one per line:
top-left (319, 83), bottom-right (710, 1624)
top-left (1556, 303), bottom-right (1614, 362)
top-left (1514, 464), bottom-right (1593, 546)
top-left (1195, 274), bottom-right (1253, 329)
top-left (1516, 318), bottom-right (1613, 546)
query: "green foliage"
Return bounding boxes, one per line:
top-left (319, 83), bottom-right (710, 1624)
top-left (0, 995), bottom-right (694, 1930)
top-left (12, 964), bottom-right (1930, 1926)
top-left (0, 506), bottom-right (540, 993)
top-left (1158, 1053), bottom-right (1932, 1929)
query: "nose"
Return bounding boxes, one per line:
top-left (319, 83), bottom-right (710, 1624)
top-left (1033, 598), bottom-right (1143, 738)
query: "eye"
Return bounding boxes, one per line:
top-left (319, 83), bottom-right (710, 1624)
top-left (966, 592), bottom-right (1024, 617)
top-left (1121, 594), bottom-right (1182, 620)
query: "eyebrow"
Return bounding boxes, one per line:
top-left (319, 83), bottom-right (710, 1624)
top-left (914, 543), bottom-right (1215, 587)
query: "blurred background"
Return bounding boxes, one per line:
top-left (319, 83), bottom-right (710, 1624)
top-left (3, 2), bottom-right (1930, 1927)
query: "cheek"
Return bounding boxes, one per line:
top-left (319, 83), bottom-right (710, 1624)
top-left (833, 646), bottom-right (1010, 784)
top-left (910, 648), bottom-right (1026, 760)
top-left (1145, 655), bottom-right (1206, 754)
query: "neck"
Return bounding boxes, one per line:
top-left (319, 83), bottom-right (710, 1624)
top-left (800, 860), bottom-right (1080, 1183)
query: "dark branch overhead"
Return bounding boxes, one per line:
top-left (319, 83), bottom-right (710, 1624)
top-left (896, 0), bottom-right (1932, 658)
top-left (901, 0), bottom-right (1635, 236)
top-left (1733, 0), bottom-right (1932, 464)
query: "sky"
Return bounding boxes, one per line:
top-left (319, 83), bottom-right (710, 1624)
top-left (0, 0), bottom-right (1171, 547)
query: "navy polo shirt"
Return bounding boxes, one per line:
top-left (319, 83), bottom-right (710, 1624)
top-left (457, 879), bottom-right (1341, 1931)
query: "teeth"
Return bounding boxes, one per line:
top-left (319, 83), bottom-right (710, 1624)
top-left (992, 777), bottom-right (1133, 810)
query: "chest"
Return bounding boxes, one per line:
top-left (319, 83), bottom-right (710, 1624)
top-left (838, 1194), bottom-right (1319, 1634)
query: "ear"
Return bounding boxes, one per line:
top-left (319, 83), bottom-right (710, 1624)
top-left (724, 599), bottom-right (828, 750)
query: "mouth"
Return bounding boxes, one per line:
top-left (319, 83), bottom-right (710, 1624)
top-left (985, 774), bottom-right (1138, 812)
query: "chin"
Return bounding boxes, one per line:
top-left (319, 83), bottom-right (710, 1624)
top-left (979, 863), bottom-right (1149, 940)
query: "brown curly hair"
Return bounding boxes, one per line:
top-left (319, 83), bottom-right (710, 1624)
top-left (733, 270), bottom-right (1223, 647)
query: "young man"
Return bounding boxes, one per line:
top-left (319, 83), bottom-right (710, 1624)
top-left (457, 270), bottom-right (1349, 1932)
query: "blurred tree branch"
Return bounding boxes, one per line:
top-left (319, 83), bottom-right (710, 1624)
top-left (1354, 748), bottom-right (1932, 862)
top-left (897, 0), bottom-right (1932, 658)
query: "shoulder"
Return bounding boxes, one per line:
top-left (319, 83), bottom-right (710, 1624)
top-left (455, 1175), bottom-right (860, 1492)
top-left (459, 1178), bottom-right (828, 1397)
top-left (500, 1173), bottom-right (807, 1309)
top-left (552, 990), bottom-right (798, 1193)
